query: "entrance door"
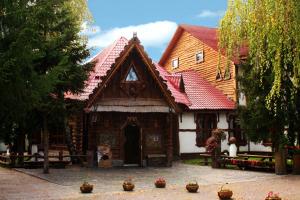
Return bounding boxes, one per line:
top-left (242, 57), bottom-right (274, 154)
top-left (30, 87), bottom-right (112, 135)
top-left (124, 124), bottom-right (140, 165)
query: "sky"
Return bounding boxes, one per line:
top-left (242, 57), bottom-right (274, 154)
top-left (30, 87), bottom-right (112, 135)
top-left (84, 0), bottom-right (228, 62)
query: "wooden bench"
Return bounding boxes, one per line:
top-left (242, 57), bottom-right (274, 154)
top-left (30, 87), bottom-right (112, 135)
top-left (198, 153), bottom-right (212, 165)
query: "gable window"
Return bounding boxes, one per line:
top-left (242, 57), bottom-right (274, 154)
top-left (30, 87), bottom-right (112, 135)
top-left (196, 114), bottom-right (217, 147)
top-left (196, 51), bottom-right (204, 63)
top-left (216, 67), bottom-right (222, 80)
top-left (172, 58), bottom-right (179, 69)
top-left (126, 67), bottom-right (138, 81)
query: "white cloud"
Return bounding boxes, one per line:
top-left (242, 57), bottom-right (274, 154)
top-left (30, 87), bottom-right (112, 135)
top-left (197, 10), bottom-right (225, 18)
top-left (88, 21), bottom-right (177, 49)
top-left (81, 22), bottom-right (101, 36)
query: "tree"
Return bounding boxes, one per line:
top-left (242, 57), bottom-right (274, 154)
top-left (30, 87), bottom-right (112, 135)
top-left (0, 0), bottom-right (93, 173)
top-left (219, 0), bottom-right (300, 174)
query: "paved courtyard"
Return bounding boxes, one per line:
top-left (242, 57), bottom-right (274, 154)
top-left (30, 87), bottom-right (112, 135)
top-left (1, 162), bottom-right (300, 200)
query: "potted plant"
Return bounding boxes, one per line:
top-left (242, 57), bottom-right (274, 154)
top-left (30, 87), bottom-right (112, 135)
top-left (80, 181), bottom-right (93, 193)
top-left (154, 177), bottom-right (166, 188)
top-left (123, 178), bottom-right (135, 191)
top-left (218, 183), bottom-right (233, 200)
top-left (206, 129), bottom-right (225, 168)
top-left (265, 191), bottom-right (281, 200)
top-left (186, 181), bottom-right (199, 193)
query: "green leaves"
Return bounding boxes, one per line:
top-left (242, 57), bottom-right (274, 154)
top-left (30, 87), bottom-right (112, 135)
top-left (0, 0), bottom-right (92, 142)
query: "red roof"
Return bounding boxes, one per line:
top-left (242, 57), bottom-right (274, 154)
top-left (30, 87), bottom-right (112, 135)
top-left (155, 63), bottom-right (235, 110)
top-left (66, 36), bottom-right (235, 110)
top-left (159, 24), bottom-right (248, 66)
top-left (179, 69), bottom-right (235, 110)
top-left (65, 37), bottom-right (128, 100)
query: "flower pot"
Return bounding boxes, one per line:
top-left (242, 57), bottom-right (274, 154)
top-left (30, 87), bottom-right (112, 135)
top-left (123, 183), bottom-right (134, 191)
top-left (80, 182), bottom-right (93, 193)
top-left (155, 181), bottom-right (166, 188)
top-left (218, 189), bottom-right (233, 199)
top-left (186, 183), bottom-right (199, 193)
top-left (265, 197), bottom-right (281, 200)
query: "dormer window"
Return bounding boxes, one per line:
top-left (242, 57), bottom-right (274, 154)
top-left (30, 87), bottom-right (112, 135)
top-left (196, 51), bottom-right (204, 63)
top-left (172, 58), bottom-right (179, 69)
top-left (126, 67), bottom-right (138, 81)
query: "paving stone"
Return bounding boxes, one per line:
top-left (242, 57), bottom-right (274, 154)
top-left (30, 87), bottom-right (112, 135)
top-left (1, 162), bottom-right (299, 200)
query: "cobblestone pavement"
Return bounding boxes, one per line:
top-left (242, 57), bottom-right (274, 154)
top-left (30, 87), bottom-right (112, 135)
top-left (1, 162), bottom-right (300, 200)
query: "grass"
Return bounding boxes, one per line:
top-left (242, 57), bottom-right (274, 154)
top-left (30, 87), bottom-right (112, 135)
top-left (183, 158), bottom-right (212, 166)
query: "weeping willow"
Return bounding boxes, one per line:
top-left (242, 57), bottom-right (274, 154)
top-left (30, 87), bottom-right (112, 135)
top-left (219, 0), bottom-right (300, 114)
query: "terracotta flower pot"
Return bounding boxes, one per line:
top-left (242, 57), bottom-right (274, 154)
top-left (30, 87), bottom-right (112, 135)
top-left (265, 197), bottom-right (281, 200)
top-left (80, 182), bottom-right (93, 193)
top-left (186, 182), bottom-right (199, 193)
top-left (123, 180), bottom-right (135, 191)
top-left (155, 181), bottom-right (166, 188)
top-left (218, 189), bottom-right (233, 199)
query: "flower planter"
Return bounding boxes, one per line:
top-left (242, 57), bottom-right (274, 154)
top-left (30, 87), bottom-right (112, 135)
top-left (265, 197), bottom-right (281, 200)
top-left (154, 178), bottom-right (166, 188)
top-left (218, 189), bottom-right (233, 200)
top-left (80, 182), bottom-right (93, 193)
top-left (155, 181), bottom-right (166, 188)
top-left (123, 179), bottom-right (134, 191)
top-left (123, 183), bottom-right (134, 191)
top-left (186, 182), bottom-right (199, 193)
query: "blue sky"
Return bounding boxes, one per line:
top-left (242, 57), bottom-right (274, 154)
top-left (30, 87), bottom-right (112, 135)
top-left (84, 0), bottom-right (228, 61)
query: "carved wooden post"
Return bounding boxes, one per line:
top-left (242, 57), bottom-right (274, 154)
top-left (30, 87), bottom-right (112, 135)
top-left (167, 112), bottom-right (173, 166)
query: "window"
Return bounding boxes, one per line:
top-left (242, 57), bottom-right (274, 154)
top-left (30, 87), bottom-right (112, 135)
top-left (172, 58), bottom-right (179, 69)
top-left (126, 67), bottom-right (138, 81)
top-left (196, 114), bottom-right (217, 147)
top-left (216, 67), bottom-right (222, 80)
top-left (196, 51), bottom-right (204, 63)
top-left (228, 115), bottom-right (247, 146)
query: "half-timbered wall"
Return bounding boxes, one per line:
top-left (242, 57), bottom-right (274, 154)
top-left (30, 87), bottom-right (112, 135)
top-left (163, 31), bottom-right (237, 101)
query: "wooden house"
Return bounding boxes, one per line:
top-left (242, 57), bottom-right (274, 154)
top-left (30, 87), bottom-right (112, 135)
top-left (158, 24), bottom-right (271, 155)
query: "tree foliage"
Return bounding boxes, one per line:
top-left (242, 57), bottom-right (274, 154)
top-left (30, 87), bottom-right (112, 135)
top-left (219, 0), bottom-right (300, 113)
top-left (0, 0), bottom-right (92, 143)
top-left (219, 0), bottom-right (300, 146)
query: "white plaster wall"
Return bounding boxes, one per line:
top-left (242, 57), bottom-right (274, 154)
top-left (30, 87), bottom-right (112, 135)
top-left (179, 112), bottom-right (196, 129)
top-left (218, 113), bottom-right (229, 152)
top-left (179, 132), bottom-right (206, 153)
top-left (239, 141), bottom-right (272, 152)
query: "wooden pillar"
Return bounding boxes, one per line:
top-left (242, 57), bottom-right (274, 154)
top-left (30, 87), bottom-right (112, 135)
top-left (167, 112), bottom-right (173, 166)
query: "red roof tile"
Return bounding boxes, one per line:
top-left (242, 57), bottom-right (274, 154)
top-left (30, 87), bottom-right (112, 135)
top-left (178, 69), bottom-right (235, 110)
top-left (66, 36), bottom-right (235, 110)
top-left (65, 37), bottom-right (129, 100)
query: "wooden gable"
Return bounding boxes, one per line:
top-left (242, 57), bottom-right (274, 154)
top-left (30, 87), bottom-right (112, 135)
top-left (159, 26), bottom-right (237, 102)
top-left (86, 37), bottom-right (180, 113)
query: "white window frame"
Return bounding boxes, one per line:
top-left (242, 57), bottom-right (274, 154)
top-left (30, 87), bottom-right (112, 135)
top-left (172, 58), bottom-right (179, 69)
top-left (196, 50), bottom-right (204, 63)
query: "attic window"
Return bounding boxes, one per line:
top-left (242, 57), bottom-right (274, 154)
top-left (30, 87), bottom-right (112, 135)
top-left (172, 58), bottom-right (179, 69)
top-left (126, 67), bottom-right (138, 81)
top-left (196, 51), bottom-right (204, 63)
top-left (216, 67), bottom-right (222, 80)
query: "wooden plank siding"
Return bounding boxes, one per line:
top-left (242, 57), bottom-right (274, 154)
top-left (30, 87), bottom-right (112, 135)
top-left (163, 31), bottom-right (237, 102)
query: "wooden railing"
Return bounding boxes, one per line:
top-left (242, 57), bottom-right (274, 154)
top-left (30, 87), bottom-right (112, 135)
top-left (0, 152), bottom-right (89, 168)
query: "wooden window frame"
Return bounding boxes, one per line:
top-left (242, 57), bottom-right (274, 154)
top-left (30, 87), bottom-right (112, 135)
top-left (195, 50), bottom-right (204, 63)
top-left (171, 58), bottom-right (179, 69)
top-left (196, 113), bottom-right (217, 147)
